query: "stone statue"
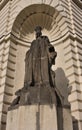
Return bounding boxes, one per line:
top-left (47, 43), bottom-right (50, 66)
top-left (10, 26), bottom-right (57, 107)
top-left (7, 27), bottom-right (73, 130)
top-left (24, 26), bottom-right (57, 88)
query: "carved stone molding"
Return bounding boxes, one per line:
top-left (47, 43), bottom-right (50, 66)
top-left (73, 0), bottom-right (82, 9)
top-left (0, 0), bottom-right (9, 9)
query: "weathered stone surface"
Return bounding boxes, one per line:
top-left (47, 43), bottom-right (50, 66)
top-left (6, 100), bottom-right (58, 130)
top-left (10, 85), bottom-right (56, 108)
top-left (6, 103), bottom-right (73, 130)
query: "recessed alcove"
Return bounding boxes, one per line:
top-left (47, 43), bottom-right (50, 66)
top-left (11, 4), bottom-right (63, 44)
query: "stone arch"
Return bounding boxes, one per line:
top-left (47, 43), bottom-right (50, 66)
top-left (10, 3), bottom-right (69, 45)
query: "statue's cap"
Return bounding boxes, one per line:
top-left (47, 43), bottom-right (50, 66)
top-left (34, 26), bottom-right (42, 31)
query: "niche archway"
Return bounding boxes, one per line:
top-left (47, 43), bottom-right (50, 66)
top-left (11, 4), bottom-right (69, 45)
top-left (4, 3), bottom-right (69, 108)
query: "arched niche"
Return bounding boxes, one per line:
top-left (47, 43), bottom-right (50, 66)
top-left (6, 4), bottom-right (70, 105)
top-left (11, 4), bottom-right (69, 45)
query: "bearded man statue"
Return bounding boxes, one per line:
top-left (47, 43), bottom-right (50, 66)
top-left (24, 26), bottom-right (57, 88)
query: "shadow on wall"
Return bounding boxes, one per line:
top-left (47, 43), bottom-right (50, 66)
top-left (72, 116), bottom-right (79, 130)
top-left (55, 67), bottom-right (69, 105)
top-left (55, 68), bottom-right (80, 130)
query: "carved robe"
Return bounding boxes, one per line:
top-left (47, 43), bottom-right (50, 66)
top-left (24, 36), bottom-right (57, 87)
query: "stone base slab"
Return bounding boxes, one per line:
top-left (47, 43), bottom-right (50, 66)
top-left (6, 105), bottom-right (58, 130)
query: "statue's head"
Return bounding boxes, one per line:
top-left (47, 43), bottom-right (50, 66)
top-left (35, 26), bottom-right (42, 38)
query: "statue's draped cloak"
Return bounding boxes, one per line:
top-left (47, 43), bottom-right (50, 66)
top-left (24, 36), bottom-right (54, 86)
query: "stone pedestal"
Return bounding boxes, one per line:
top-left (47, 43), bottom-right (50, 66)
top-left (6, 86), bottom-right (73, 130)
top-left (6, 105), bottom-right (58, 130)
top-left (6, 86), bottom-right (58, 130)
